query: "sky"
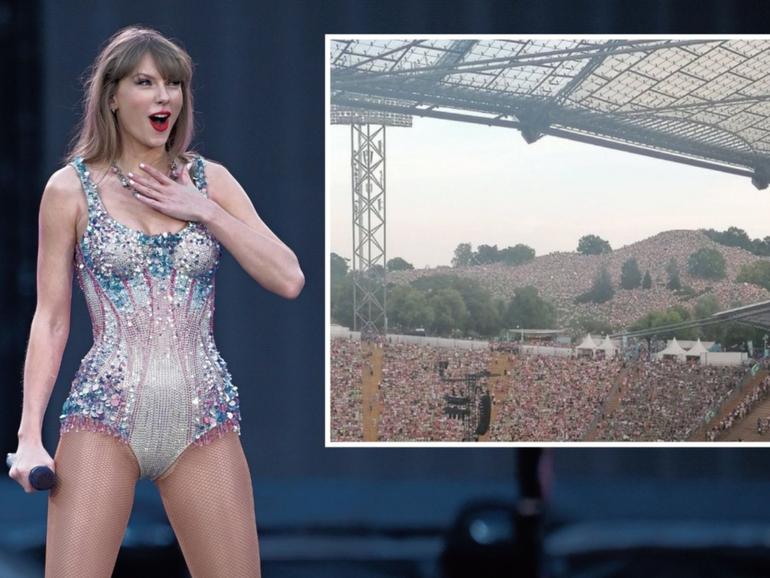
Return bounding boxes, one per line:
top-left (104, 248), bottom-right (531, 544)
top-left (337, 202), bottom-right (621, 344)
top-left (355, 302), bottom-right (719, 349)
top-left (327, 116), bottom-right (770, 269)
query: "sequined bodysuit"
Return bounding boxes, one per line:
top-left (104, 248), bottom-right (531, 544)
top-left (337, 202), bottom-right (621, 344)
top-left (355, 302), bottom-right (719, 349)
top-left (59, 156), bottom-right (241, 480)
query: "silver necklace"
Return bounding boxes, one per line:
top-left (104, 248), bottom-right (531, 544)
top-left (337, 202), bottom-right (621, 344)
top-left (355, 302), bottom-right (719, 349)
top-left (111, 159), bottom-right (179, 192)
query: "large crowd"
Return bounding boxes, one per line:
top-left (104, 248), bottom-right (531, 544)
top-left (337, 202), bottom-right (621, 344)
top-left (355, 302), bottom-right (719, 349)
top-left (706, 374), bottom-right (770, 441)
top-left (330, 337), bottom-right (364, 441)
top-left (596, 361), bottom-right (745, 441)
top-left (487, 355), bottom-right (621, 441)
top-left (388, 230), bottom-right (770, 329)
top-left (377, 342), bottom-right (491, 441)
top-left (330, 337), bottom-right (756, 442)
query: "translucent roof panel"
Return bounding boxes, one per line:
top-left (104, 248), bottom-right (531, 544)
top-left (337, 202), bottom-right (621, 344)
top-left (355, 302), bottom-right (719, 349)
top-left (331, 38), bottom-right (770, 187)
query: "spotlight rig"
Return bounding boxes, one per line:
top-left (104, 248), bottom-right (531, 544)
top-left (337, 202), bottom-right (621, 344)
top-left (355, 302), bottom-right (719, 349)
top-left (437, 361), bottom-right (498, 441)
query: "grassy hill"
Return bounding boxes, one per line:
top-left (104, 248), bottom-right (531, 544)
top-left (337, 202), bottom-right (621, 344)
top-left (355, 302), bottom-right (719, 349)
top-left (387, 230), bottom-right (770, 329)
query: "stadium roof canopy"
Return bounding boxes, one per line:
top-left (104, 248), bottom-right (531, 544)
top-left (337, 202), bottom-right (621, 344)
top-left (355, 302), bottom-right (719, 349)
top-left (612, 299), bottom-right (770, 339)
top-left (331, 39), bottom-right (770, 188)
top-left (711, 299), bottom-right (770, 332)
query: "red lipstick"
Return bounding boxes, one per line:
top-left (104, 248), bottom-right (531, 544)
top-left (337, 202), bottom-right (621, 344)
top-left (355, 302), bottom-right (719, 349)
top-left (148, 110), bottom-right (171, 132)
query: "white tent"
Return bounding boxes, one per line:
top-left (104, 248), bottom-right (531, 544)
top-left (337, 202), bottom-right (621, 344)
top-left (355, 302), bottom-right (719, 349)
top-left (596, 336), bottom-right (617, 358)
top-left (575, 334), bottom-right (598, 357)
top-left (685, 338), bottom-right (709, 359)
top-left (656, 337), bottom-right (688, 362)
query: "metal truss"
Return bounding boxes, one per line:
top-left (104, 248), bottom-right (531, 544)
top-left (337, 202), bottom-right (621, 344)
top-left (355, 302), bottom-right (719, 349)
top-left (331, 93), bottom-right (414, 338)
top-left (440, 369), bottom-right (492, 441)
top-left (349, 124), bottom-right (387, 337)
top-left (331, 39), bottom-right (770, 188)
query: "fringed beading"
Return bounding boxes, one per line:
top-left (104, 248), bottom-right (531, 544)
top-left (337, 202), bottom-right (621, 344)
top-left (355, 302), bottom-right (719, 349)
top-left (60, 414), bottom-right (129, 445)
top-left (192, 420), bottom-right (241, 447)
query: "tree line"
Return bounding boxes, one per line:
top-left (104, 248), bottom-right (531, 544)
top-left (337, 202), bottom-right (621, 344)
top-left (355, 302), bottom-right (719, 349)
top-left (452, 243), bottom-right (535, 267)
top-left (702, 226), bottom-right (770, 257)
top-left (629, 296), bottom-right (766, 350)
top-left (332, 235), bottom-right (770, 349)
top-left (331, 253), bottom-right (556, 337)
top-left (332, 252), bottom-right (764, 349)
top-left (449, 234), bottom-right (613, 268)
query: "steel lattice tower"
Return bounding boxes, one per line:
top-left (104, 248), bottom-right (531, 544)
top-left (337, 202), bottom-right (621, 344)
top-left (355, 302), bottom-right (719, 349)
top-left (331, 105), bottom-right (411, 338)
top-left (351, 124), bottom-right (386, 336)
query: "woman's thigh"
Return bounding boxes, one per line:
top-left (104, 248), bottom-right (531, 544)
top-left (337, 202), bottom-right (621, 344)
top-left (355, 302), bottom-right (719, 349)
top-left (154, 432), bottom-right (261, 578)
top-left (46, 430), bottom-right (140, 578)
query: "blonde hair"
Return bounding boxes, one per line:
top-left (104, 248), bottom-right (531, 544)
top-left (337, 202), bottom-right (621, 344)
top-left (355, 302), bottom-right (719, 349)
top-left (67, 25), bottom-right (196, 165)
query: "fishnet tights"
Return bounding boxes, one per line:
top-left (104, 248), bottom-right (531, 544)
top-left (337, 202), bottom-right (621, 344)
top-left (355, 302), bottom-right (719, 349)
top-left (45, 431), bottom-right (261, 577)
top-left (45, 431), bottom-right (139, 577)
top-left (155, 432), bottom-right (261, 577)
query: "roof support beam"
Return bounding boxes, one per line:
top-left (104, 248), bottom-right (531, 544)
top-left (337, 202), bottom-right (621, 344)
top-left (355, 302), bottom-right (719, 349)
top-left (333, 97), bottom-right (756, 180)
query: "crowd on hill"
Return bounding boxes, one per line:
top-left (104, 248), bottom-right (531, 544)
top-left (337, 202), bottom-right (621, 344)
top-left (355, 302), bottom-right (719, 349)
top-left (388, 230), bottom-right (770, 329)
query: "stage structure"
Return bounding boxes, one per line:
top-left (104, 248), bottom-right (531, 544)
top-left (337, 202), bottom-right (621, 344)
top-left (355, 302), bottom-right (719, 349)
top-left (331, 39), bottom-right (770, 189)
top-left (437, 362), bottom-right (496, 441)
top-left (331, 40), bottom-right (480, 336)
top-left (330, 107), bottom-right (411, 337)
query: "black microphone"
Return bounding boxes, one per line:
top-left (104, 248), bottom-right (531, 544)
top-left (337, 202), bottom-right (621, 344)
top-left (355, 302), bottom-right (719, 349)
top-left (6, 453), bottom-right (57, 491)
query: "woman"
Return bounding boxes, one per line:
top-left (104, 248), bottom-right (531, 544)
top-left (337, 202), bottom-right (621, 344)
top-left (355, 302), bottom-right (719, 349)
top-left (9, 25), bottom-right (303, 577)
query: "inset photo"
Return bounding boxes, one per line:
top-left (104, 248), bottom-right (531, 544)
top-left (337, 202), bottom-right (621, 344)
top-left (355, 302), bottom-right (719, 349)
top-left (326, 36), bottom-right (770, 444)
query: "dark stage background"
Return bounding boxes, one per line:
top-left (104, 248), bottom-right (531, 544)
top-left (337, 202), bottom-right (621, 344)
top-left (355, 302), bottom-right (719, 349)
top-left (3, 1), bottom-right (770, 577)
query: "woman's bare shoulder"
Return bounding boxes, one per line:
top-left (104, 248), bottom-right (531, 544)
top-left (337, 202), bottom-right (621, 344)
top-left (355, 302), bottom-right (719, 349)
top-left (40, 164), bottom-right (86, 216)
top-left (46, 163), bottom-right (82, 190)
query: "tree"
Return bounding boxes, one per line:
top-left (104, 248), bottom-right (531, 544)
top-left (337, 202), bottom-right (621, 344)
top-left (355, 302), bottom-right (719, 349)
top-left (494, 299), bottom-right (507, 327)
top-left (576, 266), bottom-right (614, 304)
top-left (366, 264), bottom-right (385, 279)
top-left (630, 306), bottom-right (695, 340)
top-left (411, 274), bottom-right (462, 293)
top-left (499, 244), bottom-right (535, 266)
top-left (687, 248), bottom-right (726, 280)
top-left (388, 285), bottom-right (433, 330)
top-left (570, 316), bottom-right (614, 337)
top-left (452, 243), bottom-right (474, 267)
top-left (429, 288), bottom-right (467, 335)
top-left (719, 323), bottom-right (767, 352)
top-left (703, 226), bottom-right (770, 257)
top-left (455, 278), bottom-right (503, 336)
top-left (724, 226), bottom-right (751, 247)
top-left (387, 257), bottom-right (414, 271)
top-left (756, 237), bottom-right (770, 257)
top-left (414, 276), bottom-right (505, 337)
top-left (331, 253), bottom-right (348, 283)
top-left (620, 257), bottom-right (642, 289)
top-left (737, 261), bottom-right (770, 291)
top-left (330, 274), bottom-right (354, 328)
top-left (476, 244), bottom-right (499, 264)
top-left (642, 270), bottom-right (652, 289)
top-left (577, 234), bottom-right (612, 255)
top-left (331, 254), bottom-right (351, 326)
top-left (694, 294), bottom-right (721, 319)
top-left (666, 258), bottom-right (682, 291)
top-left (505, 286), bottom-right (556, 329)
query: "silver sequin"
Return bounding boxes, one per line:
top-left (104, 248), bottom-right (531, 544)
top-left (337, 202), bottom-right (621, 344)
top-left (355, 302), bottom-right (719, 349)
top-left (60, 155), bottom-right (241, 480)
